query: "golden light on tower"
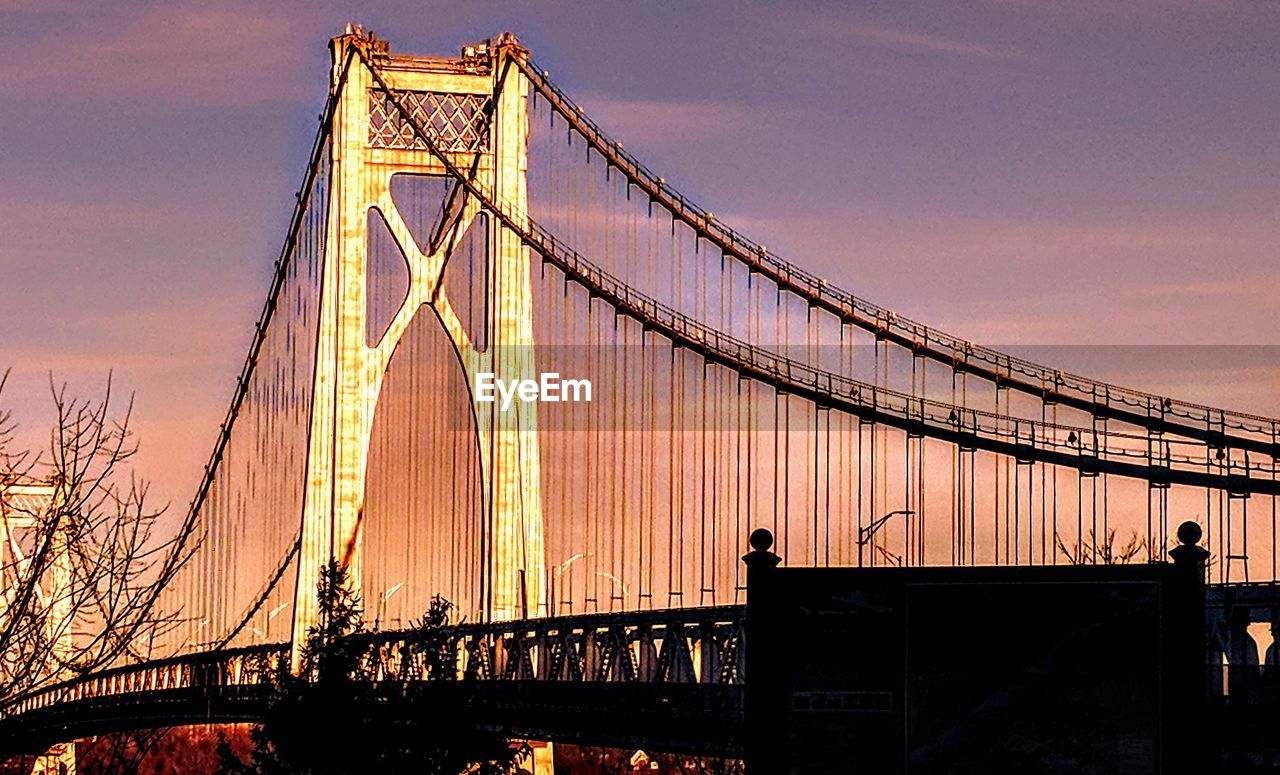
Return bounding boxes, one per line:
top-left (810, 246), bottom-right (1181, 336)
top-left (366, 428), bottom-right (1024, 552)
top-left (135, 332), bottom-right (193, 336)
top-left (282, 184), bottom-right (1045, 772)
top-left (0, 478), bottom-right (76, 774)
top-left (291, 28), bottom-right (546, 669)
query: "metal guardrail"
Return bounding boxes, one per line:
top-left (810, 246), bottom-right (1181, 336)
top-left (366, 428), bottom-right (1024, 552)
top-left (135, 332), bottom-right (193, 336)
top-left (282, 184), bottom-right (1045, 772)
top-left (0, 643), bottom-right (283, 719)
top-left (349, 605), bottom-right (744, 685)
top-left (0, 606), bottom-right (744, 722)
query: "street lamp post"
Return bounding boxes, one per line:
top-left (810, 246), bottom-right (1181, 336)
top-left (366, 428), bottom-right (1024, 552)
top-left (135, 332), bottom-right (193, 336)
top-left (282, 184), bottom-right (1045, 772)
top-left (858, 510), bottom-right (915, 567)
top-left (549, 552), bottom-right (589, 617)
top-left (376, 582), bottom-right (403, 630)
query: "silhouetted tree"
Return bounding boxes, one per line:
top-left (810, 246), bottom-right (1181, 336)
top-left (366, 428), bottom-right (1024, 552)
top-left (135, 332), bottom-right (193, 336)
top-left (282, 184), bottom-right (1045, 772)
top-left (0, 371), bottom-right (187, 699)
top-left (77, 729), bottom-right (171, 774)
top-left (1054, 528), bottom-right (1147, 565)
top-left (218, 560), bottom-right (528, 774)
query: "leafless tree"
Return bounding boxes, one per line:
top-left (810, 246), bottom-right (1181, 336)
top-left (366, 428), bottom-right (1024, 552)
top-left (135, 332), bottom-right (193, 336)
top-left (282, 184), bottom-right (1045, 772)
top-left (1054, 528), bottom-right (1148, 566)
top-left (0, 370), bottom-right (194, 702)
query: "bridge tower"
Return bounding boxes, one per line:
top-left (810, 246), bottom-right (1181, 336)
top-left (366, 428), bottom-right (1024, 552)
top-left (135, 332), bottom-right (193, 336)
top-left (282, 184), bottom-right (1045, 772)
top-left (0, 480), bottom-right (75, 774)
top-left (291, 28), bottom-right (546, 668)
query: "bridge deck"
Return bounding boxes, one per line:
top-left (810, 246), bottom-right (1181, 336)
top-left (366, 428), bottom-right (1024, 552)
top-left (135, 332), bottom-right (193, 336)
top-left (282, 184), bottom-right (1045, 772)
top-left (5, 588), bottom-right (1280, 760)
top-left (0, 606), bottom-right (745, 758)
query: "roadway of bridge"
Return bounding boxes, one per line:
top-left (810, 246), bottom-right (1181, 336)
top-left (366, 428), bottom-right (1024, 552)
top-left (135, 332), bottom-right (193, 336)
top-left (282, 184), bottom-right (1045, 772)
top-left (1, 586), bottom-right (1275, 760)
top-left (0, 606), bottom-right (745, 759)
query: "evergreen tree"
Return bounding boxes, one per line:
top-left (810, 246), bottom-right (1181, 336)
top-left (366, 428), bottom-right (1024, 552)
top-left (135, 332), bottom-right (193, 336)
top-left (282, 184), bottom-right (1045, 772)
top-left (218, 561), bottom-right (528, 774)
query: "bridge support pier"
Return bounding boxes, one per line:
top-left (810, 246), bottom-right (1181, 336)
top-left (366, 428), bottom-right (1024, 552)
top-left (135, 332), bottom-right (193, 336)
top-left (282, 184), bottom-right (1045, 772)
top-left (526, 740), bottom-right (554, 773)
top-left (1, 482), bottom-right (76, 775)
top-left (30, 742), bottom-right (74, 775)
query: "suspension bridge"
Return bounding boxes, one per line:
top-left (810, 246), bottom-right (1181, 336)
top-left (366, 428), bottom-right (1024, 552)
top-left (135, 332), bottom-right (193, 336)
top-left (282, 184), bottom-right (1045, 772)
top-left (3, 28), bottom-right (1279, 770)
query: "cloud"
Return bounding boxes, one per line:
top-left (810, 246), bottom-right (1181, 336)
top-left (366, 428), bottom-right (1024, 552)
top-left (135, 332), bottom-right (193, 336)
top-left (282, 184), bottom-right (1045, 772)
top-left (841, 22), bottom-right (1029, 61)
top-left (561, 94), bottom-right (751, 144)
top-left (0, 2), bottom-right (314, 110)
top-left (1134, 279), bottom-right (1258, 301)
top-left (700, 204), bottom-right (1280, 347)
top-left (709, 206), bottom-right (1278, 270)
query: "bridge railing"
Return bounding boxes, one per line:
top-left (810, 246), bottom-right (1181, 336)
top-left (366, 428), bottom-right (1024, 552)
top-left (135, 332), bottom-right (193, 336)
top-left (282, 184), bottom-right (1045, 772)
top-left (31, 590), bottom-right (1280, 716)
top-left (346, 605), bottom-right (744, 686)
top-left (0, 606), bottom-right (744, 720)
top-left (1208, 584), bottom-right (1280, 706)
top-left (14, 587), bottom-right (1280, 736)
top-left (0, 643), bottom-right (285, 719)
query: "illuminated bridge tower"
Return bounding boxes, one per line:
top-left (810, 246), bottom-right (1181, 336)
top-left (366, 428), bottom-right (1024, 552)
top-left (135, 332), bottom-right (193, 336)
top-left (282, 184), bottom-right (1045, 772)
top-left (0, 480), bottom-right (75, 774)
top-left (291, 28), bottom-right (545, 668)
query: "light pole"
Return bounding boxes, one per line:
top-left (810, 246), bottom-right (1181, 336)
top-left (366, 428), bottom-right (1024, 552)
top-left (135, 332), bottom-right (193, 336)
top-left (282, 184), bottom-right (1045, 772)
top-left (549, 552), bottom-right (589, 616)
top-left (376, 582), bottom-right (403, 630)
top-left (596, 571), bottom-right (630, 609)
top-left (858, 510), bottom-right (915, 567)
top-left (266, 601), bottom-right (288, 639)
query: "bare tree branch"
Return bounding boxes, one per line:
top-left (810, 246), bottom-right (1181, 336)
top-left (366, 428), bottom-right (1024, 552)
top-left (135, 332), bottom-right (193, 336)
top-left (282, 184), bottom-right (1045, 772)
top-left (0, 374), bottom-right (193, 700)
top-left (1054, 529), bottom-right (1148, 566)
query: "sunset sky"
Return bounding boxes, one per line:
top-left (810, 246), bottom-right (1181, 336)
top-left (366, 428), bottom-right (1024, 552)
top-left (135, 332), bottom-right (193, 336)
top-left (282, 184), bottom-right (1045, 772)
top-left (2, 0), bottom-right (1277, 509)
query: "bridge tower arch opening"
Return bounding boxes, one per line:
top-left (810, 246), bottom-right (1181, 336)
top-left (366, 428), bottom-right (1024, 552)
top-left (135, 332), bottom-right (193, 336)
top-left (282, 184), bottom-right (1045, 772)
top-left (291, 28), bottom-right (546, 669)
